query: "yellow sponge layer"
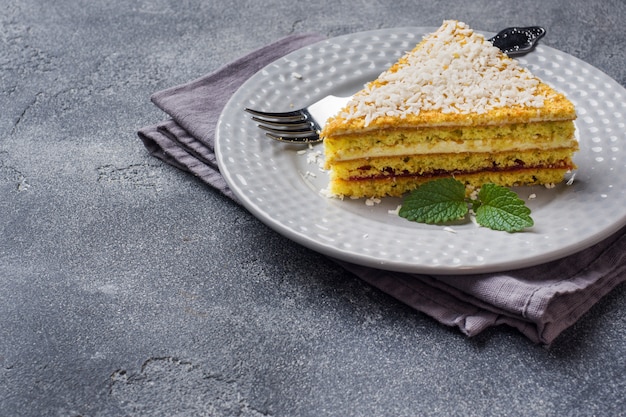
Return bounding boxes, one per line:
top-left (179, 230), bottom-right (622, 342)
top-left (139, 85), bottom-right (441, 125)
top-left (323, 83), bottom-right (576, 136)
top-left (328, 169), bottom-right (572, 199)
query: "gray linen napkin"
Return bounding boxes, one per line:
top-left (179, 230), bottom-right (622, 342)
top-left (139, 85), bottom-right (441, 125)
top-left (138, 33), bottom-right (626, 345)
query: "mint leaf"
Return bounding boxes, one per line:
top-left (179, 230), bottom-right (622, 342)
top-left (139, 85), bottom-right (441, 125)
top-left (399, 178), bottom-right (468, 224)
top-left (474, 183), bottom-right (534, 232)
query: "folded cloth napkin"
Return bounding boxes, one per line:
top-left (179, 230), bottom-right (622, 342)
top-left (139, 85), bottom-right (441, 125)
top-left (138, 33), bottom-right (626, 345)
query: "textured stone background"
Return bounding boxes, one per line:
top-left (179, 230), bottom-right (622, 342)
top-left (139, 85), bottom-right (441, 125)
top-left (1, 0), bottom-right (625, 416)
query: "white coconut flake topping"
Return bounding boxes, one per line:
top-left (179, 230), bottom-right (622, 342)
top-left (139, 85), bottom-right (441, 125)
top-left (342, 20), bottom-right (545, 126)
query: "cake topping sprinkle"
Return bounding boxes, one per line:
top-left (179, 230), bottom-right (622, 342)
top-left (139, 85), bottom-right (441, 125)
top-left (343, 20), bottom-right (545, 126)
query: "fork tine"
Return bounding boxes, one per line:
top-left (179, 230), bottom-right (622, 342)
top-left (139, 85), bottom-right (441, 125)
top-left (257, 124), bottom-right (318, 137)
top-left (250, 117), bottom-right (314, 131)
top-left (244, 107), bottom-right (307, 123)
top-left (264, 131), bottom-right (322, 143)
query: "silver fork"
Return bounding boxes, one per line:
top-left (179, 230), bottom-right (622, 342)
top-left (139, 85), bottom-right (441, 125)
top-left (245, 26), bottom-right (545, 144)
top-left (245, 95), bottom-right (351, 143)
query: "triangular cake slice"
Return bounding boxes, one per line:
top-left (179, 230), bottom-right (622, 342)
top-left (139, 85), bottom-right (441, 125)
top-left (321, 20), bottom-right (577, 198)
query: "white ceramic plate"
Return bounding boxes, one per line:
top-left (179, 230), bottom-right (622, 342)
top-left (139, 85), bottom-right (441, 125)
top-left (215, 27), bottom-right (626, 274)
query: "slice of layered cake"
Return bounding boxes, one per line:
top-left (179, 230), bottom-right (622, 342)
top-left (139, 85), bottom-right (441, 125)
top-left (321, 20), bottom-right (578, 198)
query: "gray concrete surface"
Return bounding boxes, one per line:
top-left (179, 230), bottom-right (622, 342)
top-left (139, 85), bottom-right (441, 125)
top-left (1, 0), bottom-right (625, 416)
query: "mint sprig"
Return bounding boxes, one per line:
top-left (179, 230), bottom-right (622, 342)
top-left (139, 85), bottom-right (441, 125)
top-left (398, 178), bottom-right (533, 232)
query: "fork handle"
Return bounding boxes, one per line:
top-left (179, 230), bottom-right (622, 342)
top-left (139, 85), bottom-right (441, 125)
top-left (489, 26), bottom-right (546, 57)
